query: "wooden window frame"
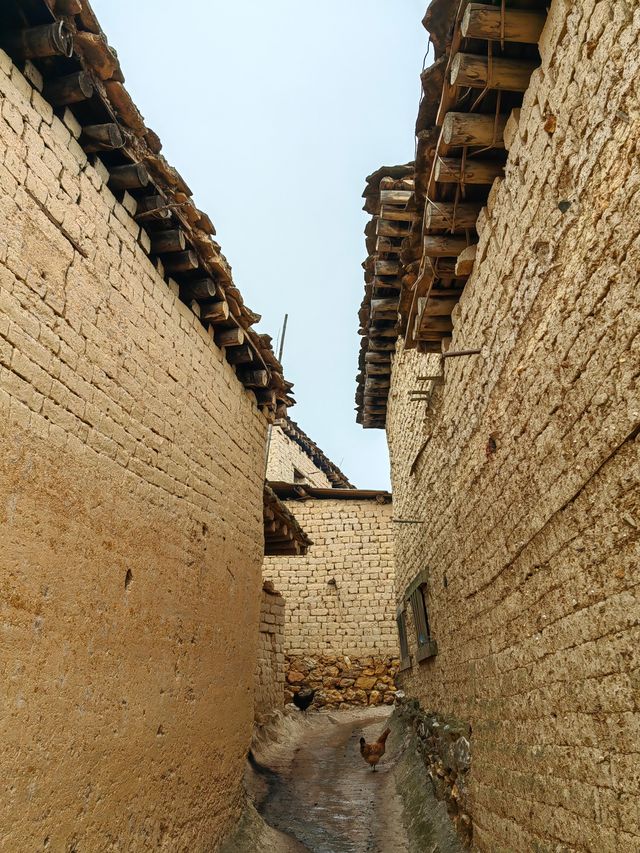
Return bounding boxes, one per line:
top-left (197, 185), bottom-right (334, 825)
top-left (396, 605), bottom-right (411, 671)
top-left (406, 571), bottom-right (438, 662)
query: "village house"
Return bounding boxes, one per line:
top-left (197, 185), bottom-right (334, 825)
top-left (356, 0), bottom-right (640, 850)
top-left (263, 419), bottom-right (399, 709)
top-left (0, 1), bottom-right (308, 849)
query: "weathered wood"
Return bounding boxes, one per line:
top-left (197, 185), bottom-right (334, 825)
top-left (237, 369), bottom-right (269, 388)
top-left (371, 299), bottom-right (399, 320)
top-left (424, 235), bottom-right (470, 258)
top-left (162, 250), bottom-right (199, 274)
top-left (225, 344), bottom-right (254, 365)
top-left (461, 3), bottom-right (546, 44)
top-left (215, 327), bottom-right (245, 348)
top-left (56, 0), bottom-right (83, 13)
top-left (434, 156), bottom-right (504, 185)
top-left (180, 278), bottom-right (217, 301)
top-left (369, 339), bottom-right (396, 351)
top-left (367, 364), bottom-right (391, 377)
top-left (380, 205), bottom-right (415, 222)
top-left (377, 219), bottom-right (411, 238)
top-left (0, 22), bottom-right (73, 60)
top-left (376, 237), bottom-right (402, 254)
top-left (379, 189), bottom-right (413, 205)
top-left (108, 163), bottom-right (150, 190)
top-left (43, 71), bottom-right (94, 106)
top-left (151, 230), bottom-right (186, 254)
top-left (425, 202), bottom-right (482, 231)
top-left (365, 352), bottom-right (391, 364)
top-left (201, 300), bottom-right (230, 324)
top-left (255, 388), bottom-right (276, 407)
top-left (375, 260), bottom-right (400, 276)
top-left (456, 244), bottom-right (478, 276)
top-left (135, 195), bottom-right (171, 221)
top-left (423, 297), bottom-right (459, 316)
top-left (442, 112), bottom-right (508, 148)
top-left (451, 53), bottom-right (539, 92)
top-left (81, 123), bottom-right (125, 151)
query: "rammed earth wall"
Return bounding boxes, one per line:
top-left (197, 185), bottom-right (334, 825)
top-left (263, 497), bottom-right (399, 707)
top-left (0, 48), bottom-right (268, 850)
top-left (387, 2), bottom-right (640, 851)
top-left (254, 583), bottom-right (286, 722)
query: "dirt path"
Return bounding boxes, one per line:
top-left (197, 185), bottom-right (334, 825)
top-left (253, 708), bottom-right (409, 853)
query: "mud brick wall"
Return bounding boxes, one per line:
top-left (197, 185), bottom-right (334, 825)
top-left (254, 583), bottom-right (286, 722)
top-left (266, 424), bottom-right (333, 487)
top-left (0, 50), bottom-right (268, 851)
top-left (264, 497), bottom-right (399, 707)
top-left (387, 2), bottom-right (640, 851)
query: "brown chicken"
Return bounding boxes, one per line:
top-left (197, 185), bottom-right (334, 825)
top-left (359, 727), bottom-right (391, 771)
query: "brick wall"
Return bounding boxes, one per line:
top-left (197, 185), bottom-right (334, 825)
top-left (254, 583), bottom-right (286, 721)
top-left (264, 498), bottom-right (399, 707)
top-left (266, 424), bottom-right (333, 487)
top-left (387, 2), bottom-right (640, 851)
top-left (0, 50), bottom-right (268, 850)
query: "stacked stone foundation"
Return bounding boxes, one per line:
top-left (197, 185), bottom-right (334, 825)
top-left (286, 654), bottom-right (399, 709)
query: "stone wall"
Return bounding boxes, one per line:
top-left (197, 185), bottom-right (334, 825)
top-left (254, 582), bottom-right (286, 722)
top-left (264, 497), bottom-right (399, 707)
top-left (386, 2), bottom-right (640, 851)
top-left (266, 424), bottom-right (332, 487)
top-left (0, 50), bottom-right (268, 851)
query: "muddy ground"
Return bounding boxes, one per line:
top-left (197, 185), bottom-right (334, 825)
top-left (221, 707), bottom-right (463, 853)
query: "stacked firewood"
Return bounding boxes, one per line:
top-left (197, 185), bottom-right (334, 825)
top-left (355, 166), bottom-right (421, 429)
top-left (405, 0), bottom-right (548, 352)
top-left (263, 486), bottom-right (312, 557)
top-left (0, 0), bottom-right (294, 416)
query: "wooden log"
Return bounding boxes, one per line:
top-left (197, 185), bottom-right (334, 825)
top-left (423, 297), bottom-right (459, 316)
top-left (0, 22), bottom-right (73, 60)
top-left (375, 260), bottom-right (400, 276)
top-left (369, 340), bottom-right (396, 351)
top-left (419, 316), bottom-right (454, 333)
top-left (151, 230), bottom-right (186, 254)
top-left (461, 3), bottom-right (546, 44)
top-left (56, 0), bottom-right (83, 13)
top-left (163, 250), bottom-right (199, 274)
top-left (424, 235), bottom-right (470, 258)
top-left (451, 53), bottom-right (539, 92)
top-left (377, 219), bottom-right (411, 238)
top-left (367, 364), bottom-right (391, 377)
top-left (442, 112), bottom-right (508, 148)
top-left (255, 388), bottom-right (276, 407)
top-left (81, 123), bottom-right (125, 152)
top-left (380, 189), bottom-right (412, 205)
top-left (376, 237), bottom-right (402, 254)
top-left (365, 353), bottom-right (391, 364)
top-left (225, 344), bottom-right (254, 365)
top-left (43, 71), bottom-right (94, 106)
top-left (108, 163), bottom-right (150, 190)
top-left (181, 278), bottom-right (217, 301)
top-left (425, 202), bottom-right (482, 231)
top-left (237, 369), bottom-right (269, 388)
top-left (456, 244), bottom-right (477, 276)
top-left (215, 327), bottom-right (245, 348)
top-left (135, 195), bottom-right (171, 221)
top-left (201, 300), bottom-right (230, 324)
top-left (380, 205), bottom-right (415, 222)
top-left (371, 299), bottom-right (398, 319)
top-left (434, 156), bottom-right (504, 185)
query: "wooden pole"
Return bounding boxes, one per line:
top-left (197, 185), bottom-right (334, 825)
top-left (108, 163), bottom-right (150, 190)
top-left (43, 71), bottom-right (94, 106)
top-left (423, 235), bottom-right (470, 258)
top-left (81, 123), bottom-right (125, 152)
top-left (442, 112), bottom-right (508, 148)
top-left (162, 250), bottom-right (199, 274)
top-left (451, 53), bottom-right (539, 92)
top-left (151, 230), bottom-right (186, 254)
top-left (425, 202), bottom-right (482, 231)
top-left (201, 300), bottom-right (230, 324)
top-left (461, 4), bottom-right (546, 44)
top-left (379, 189), bottom-right (412, 205)
top-left (180, 278), bottom-right (217, 301)
top-left (0, 22), bottom-right (73, 60)
top-left (215, 327), bottom-right (245, 348)
top-left (237, 369), bottom-right (269, 388)
top-left (375, 260), bottom-right (400, 276)
top-left (434, 156), bottom-right (504, 185)
top-left (377, 219), bottom-right (411, 238)
top-left (225, 344), bottom-right (254, 365)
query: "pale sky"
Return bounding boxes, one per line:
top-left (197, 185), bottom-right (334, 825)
top-left (92, 0), bottom-right (429, 489)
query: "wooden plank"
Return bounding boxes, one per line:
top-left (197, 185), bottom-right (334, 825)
top-left (442, 112), bottom-right (508, 148)
top-left (434, 156), bottom-right (504, 185)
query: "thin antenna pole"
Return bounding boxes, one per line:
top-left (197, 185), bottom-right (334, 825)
top-left (264, 313), bottom-right (289, 475)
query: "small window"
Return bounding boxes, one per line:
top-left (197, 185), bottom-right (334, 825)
top-left (293, 467), bottom-right (306, 484)
top-left (396, 607), bottom-right (411, 671)
top-left (406, 572), bottom-right (438, 662)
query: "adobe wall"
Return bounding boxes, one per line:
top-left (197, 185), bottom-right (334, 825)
top-left (263, 498), bottom-right (399, 708)
top-left (266, 424), bottom-right (333, 487)
top-left (254, 582), bottom-right (286, 722)
top-left (0, 50), bottom-right (268, 851)
top-left (387, 2), bottom-right (640, 851)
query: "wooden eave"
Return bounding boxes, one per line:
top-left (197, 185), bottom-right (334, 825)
top-left (0, 0), bottom-right (294, 418)
top-left (278, 418), bottom-right (354, 489)
top-left (264, 485), bottom-right (312, 557)
top-left (269, 482), bottom-right (392, 503)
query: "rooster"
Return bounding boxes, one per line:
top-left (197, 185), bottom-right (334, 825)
top-left (359, 726), bottom-right (391, 771)
top-left (292, 687), bottom-right (315, 713)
